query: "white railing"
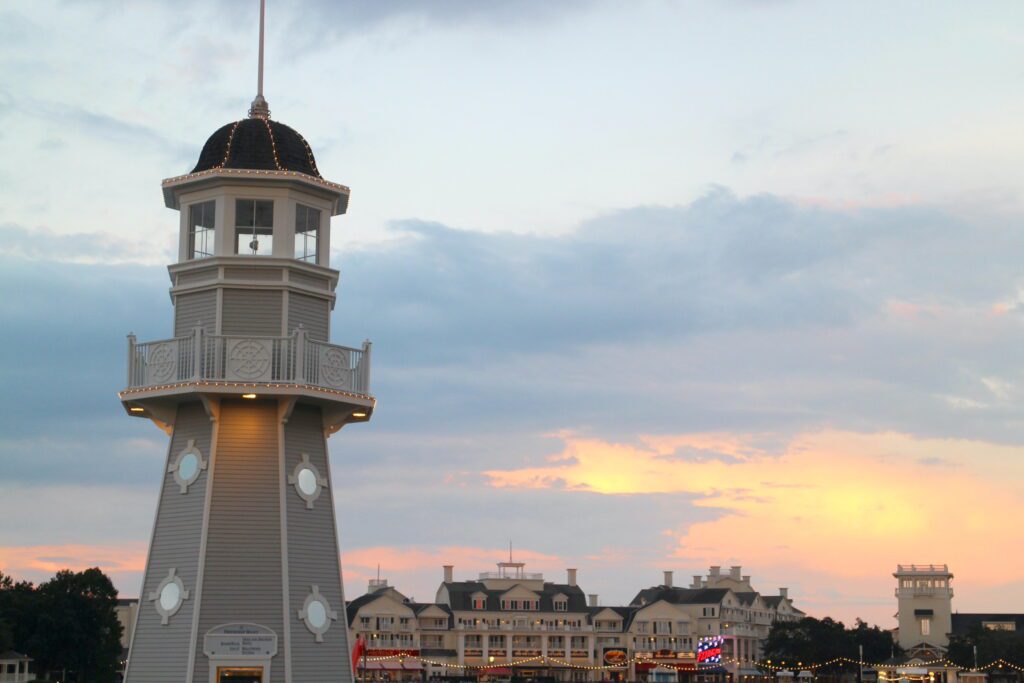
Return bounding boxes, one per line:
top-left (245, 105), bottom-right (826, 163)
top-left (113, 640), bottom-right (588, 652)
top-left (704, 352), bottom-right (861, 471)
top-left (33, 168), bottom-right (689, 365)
top-left (126, 327), bottom-right (371, 395)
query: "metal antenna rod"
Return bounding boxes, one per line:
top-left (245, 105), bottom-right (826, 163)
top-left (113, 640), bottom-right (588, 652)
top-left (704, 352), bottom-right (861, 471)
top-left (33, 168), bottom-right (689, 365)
top-left (257, 0), bottom-right (265, 97)
top-left (249, 0), bottom-right (270, 118)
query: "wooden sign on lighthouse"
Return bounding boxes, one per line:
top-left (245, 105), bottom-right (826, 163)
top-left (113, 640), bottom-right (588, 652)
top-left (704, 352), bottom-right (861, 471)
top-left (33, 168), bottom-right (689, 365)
top-left (118, 4), bottom-right (373, 681)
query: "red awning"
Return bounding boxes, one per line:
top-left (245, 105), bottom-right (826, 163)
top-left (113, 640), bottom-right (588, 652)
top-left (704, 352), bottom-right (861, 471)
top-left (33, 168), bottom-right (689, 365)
top-left (480, 668), bottom-right (513, 675)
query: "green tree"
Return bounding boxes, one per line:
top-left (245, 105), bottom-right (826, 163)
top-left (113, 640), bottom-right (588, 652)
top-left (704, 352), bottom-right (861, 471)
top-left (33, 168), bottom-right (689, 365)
top-left (947, 626), bottom-right (1024, 667)
top-left (0, 571), bottom-right (38, 656)
top-left (29, 568), bottom-right (124, 683)
top-left (850, 618), bottom-right (899, 662)
top-left (763, 616), bottom-right (900, 672)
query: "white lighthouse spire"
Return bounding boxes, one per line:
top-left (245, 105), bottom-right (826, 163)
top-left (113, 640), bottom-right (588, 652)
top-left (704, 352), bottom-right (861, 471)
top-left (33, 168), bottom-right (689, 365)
top-left (248, 0), bottom-right (270, 118)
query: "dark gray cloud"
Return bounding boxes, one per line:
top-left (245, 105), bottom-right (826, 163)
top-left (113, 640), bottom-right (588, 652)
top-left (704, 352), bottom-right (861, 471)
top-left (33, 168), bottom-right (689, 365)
top-left (4, 190), bottom-right (1024, 495)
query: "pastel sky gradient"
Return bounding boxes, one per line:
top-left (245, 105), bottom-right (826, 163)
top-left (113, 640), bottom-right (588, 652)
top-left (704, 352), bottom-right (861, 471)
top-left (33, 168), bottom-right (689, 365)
top-left (2, 0), bottom-right (1024, 626)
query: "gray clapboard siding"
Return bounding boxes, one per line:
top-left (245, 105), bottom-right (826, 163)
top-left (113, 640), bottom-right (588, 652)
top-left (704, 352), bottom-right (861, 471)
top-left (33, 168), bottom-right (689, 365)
top-left (284, 405), bottom-right (353, 683)
top-left (221, 289), bottom-right (284, 337)
top-left (176, 269), bottom-right (217, 286)
top-left (192, 400), bottom-right (284, 683)
top-left (125, 402), bottom-right (211, 683)
top-left (224, 266), bottom-right (283, 282)
top-left (289, 271), bottom-right (328, 290)
top-left (287, 293), bottom-right (330, 341)
top-left (174, 291), bottom-right (217, 337)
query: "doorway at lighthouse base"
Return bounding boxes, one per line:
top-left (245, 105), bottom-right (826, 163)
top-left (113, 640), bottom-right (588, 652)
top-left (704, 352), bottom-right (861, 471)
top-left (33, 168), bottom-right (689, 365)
top-left (205, 623), bottom-right (277, 683)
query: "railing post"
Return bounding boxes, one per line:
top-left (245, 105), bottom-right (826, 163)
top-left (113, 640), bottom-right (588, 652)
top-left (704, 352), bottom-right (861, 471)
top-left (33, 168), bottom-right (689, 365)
top-left (193, 325), bottom-right (204, 380)
top-left (295, 325), bottom-right (306, 383)
top-left (127, 333), bottom-right (136, 387)
top-left (360, 339), bottom-right (372, 394)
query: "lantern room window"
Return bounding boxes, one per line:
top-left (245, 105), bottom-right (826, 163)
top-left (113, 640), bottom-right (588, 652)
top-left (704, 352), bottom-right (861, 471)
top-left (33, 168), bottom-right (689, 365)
top-left (235, 199), bottom-right (274, 255)
top-left (188, 201), bottom-right (215, 259)
top-left (295, 204), bottom-right (320, 262)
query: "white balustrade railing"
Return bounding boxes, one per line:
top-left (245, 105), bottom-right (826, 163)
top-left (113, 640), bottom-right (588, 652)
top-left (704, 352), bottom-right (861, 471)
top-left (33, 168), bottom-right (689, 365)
top-left (126, 327), bottom-right (371, 395)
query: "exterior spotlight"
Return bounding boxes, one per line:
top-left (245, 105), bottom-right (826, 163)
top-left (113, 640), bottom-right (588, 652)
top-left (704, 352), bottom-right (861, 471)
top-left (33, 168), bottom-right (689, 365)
top-left (242, 393), bottom-right (257, 399)
top-left (352, 411), bottom-right (367, 418)
top-left (130, 407), bottom-right (145, 412)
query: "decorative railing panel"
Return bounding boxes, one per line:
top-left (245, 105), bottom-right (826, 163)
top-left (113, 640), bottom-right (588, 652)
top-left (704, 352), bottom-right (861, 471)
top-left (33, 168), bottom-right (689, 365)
top-left (126, 328), bottom-right (371, 395)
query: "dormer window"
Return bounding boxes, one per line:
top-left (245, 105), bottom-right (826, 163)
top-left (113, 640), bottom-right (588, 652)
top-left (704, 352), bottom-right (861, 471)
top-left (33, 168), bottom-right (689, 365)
top-left (295, 204), bottom-right (320, 263)
top-left (188, 201), bottom-right (215, 259)
top-left (236, 199), bottom-right (274, 256)
top-left (473, 597), bottom-right (486, 610)
top-left (554, 599), bottom-right (567, 612)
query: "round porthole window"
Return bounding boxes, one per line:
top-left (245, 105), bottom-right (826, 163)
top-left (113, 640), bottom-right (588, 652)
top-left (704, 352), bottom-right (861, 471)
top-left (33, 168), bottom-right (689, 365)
top-left (178, 453), bottom-right (199, 482)
top-left (289, 454), bottom-right (327, 509)
top-left (306, 600), bottom-right (328, 629)
top-left (297, 468), bottom-right (318, 497)
top-left (148, 568), bottom-right (189, 625)
top-left (159, 582), bottom-right (181, 611)
top-left (169, 439), bottom-right (206, 494)
top-left (297, 585), bottom-right (337, 642)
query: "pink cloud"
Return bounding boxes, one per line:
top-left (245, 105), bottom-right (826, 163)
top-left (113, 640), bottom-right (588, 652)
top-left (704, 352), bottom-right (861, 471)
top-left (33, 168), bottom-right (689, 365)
top-left (1, 542), bottom-right (147, 592)
top-left (482, 429), bottom-right (1024, 624)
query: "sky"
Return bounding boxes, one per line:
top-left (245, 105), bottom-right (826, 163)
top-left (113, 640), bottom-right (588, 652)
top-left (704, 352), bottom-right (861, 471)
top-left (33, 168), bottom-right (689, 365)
top-left (2, 0), bottom-right (1024, 628)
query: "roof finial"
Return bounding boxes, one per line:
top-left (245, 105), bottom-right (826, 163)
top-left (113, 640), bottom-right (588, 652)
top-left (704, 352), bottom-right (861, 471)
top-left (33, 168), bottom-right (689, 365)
top-left (248, 0), bottom-right (270, 119)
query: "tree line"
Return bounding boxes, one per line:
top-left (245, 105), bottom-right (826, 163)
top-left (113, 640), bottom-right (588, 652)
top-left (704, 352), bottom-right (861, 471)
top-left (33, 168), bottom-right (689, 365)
top-left (0, 568), bottom-right (124, 683)
top-left (764, 616), bottom-right (1024, 670)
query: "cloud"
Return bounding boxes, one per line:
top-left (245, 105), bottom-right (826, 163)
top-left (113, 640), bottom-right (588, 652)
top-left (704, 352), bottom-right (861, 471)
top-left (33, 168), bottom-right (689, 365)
top-left (481, 429), bottom-right (1024, 621)
top-left (4, 189), bottom-right (1024, 620)
top-left (0, 542), bottom-right (147, 588)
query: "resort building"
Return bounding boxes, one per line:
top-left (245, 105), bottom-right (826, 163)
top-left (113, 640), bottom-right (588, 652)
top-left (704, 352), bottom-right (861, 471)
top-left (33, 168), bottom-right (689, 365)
top-left (345, 562), bottom-right (803, 682)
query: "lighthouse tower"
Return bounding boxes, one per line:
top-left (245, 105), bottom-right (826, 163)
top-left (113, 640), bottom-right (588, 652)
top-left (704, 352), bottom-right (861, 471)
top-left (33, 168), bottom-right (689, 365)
top-left (118, 9), bottom-right (373, 682)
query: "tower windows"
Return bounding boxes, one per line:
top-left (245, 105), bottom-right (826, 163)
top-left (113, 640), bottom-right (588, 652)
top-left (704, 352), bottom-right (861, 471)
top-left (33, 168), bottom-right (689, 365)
top-left (295, 204), bottom-right (320, 262)
top-left (188, 201), bottom-right (215, 259)
top-left (236, 199), bottom-right (274, 255)
top-left (920, 618), bottom-right (931, 636)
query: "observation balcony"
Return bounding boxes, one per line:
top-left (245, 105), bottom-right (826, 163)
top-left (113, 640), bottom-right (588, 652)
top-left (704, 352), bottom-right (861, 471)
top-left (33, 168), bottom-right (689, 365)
top-left (119, 326), bottom-right (373, 431)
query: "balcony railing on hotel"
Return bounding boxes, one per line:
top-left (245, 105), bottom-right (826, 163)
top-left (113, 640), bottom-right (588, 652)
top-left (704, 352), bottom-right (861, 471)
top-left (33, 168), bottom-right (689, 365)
top-left (126, 327), bottom-right (371, 395)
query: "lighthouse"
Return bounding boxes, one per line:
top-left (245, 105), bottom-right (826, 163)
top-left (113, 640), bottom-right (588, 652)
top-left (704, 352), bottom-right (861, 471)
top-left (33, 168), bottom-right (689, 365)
top-left (118, 7), bottom-right (373, 682)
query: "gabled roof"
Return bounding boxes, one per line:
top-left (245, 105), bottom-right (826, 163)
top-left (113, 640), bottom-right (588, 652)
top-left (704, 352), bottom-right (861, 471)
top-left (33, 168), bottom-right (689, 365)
top-left (441, 581), bottom-right (589, 612)
top-left (630, 586), bottom-right (730, 607)
top-left (346, 591), bottom-right (387, 625)
top-left (734, 592), bottom-right (760, 606)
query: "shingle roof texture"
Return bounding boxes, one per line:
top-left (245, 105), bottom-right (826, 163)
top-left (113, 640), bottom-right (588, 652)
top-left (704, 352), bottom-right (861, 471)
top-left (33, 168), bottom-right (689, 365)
top-left (191, 118), bottom-right (321, 177)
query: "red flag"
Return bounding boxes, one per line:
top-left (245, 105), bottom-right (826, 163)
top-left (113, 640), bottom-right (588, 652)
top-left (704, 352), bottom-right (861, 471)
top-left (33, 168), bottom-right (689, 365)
top-left (351, 634), bottom-right (367, 674)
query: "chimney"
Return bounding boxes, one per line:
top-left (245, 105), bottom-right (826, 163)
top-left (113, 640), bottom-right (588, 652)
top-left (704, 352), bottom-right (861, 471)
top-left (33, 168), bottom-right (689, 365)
top-left (589, 594), bottom-right (599, 607)
top-left (443, 565), bottom-right (453, 583)
top-left (709, 566), bottom-right (721, 577)
top-left (567, 568), bottom-right (578, 586)
top-left (779, 587), bottom-right (788, 599)
top-left (730, 565), bottom-right (741, 580)
top-left (692, 575), bottom-right (703, 589)
top-left (742, 575), bottom-right (750, 584)
top-left (663, 570), bottom-right (674, 587)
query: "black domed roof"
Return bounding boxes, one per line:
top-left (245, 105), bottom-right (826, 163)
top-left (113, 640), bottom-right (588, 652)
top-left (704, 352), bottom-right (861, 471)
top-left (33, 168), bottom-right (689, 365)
top-left (191, 117), bottom-right (321, 177)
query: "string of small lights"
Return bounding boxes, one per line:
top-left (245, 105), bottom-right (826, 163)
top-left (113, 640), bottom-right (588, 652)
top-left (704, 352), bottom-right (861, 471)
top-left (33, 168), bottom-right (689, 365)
top-left (218, 120), bottom-right (242, 168)
top-left (260, 116), bottom-right (284, 171)
top-left (351, 653), bottom-right (1023, 674)
top-left (118, 379), bottom-right (373, 402)
top-left (298, 130), bottom-right (320, 176)
top-left (162, 167), bottom-right (350, 193)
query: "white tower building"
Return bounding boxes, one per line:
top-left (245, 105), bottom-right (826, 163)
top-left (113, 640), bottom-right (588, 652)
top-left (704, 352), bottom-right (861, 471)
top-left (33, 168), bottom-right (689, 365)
top-left (894, 564), bottom-right (954, 654)
top-left (118, 9), bottom-right (374, 682)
